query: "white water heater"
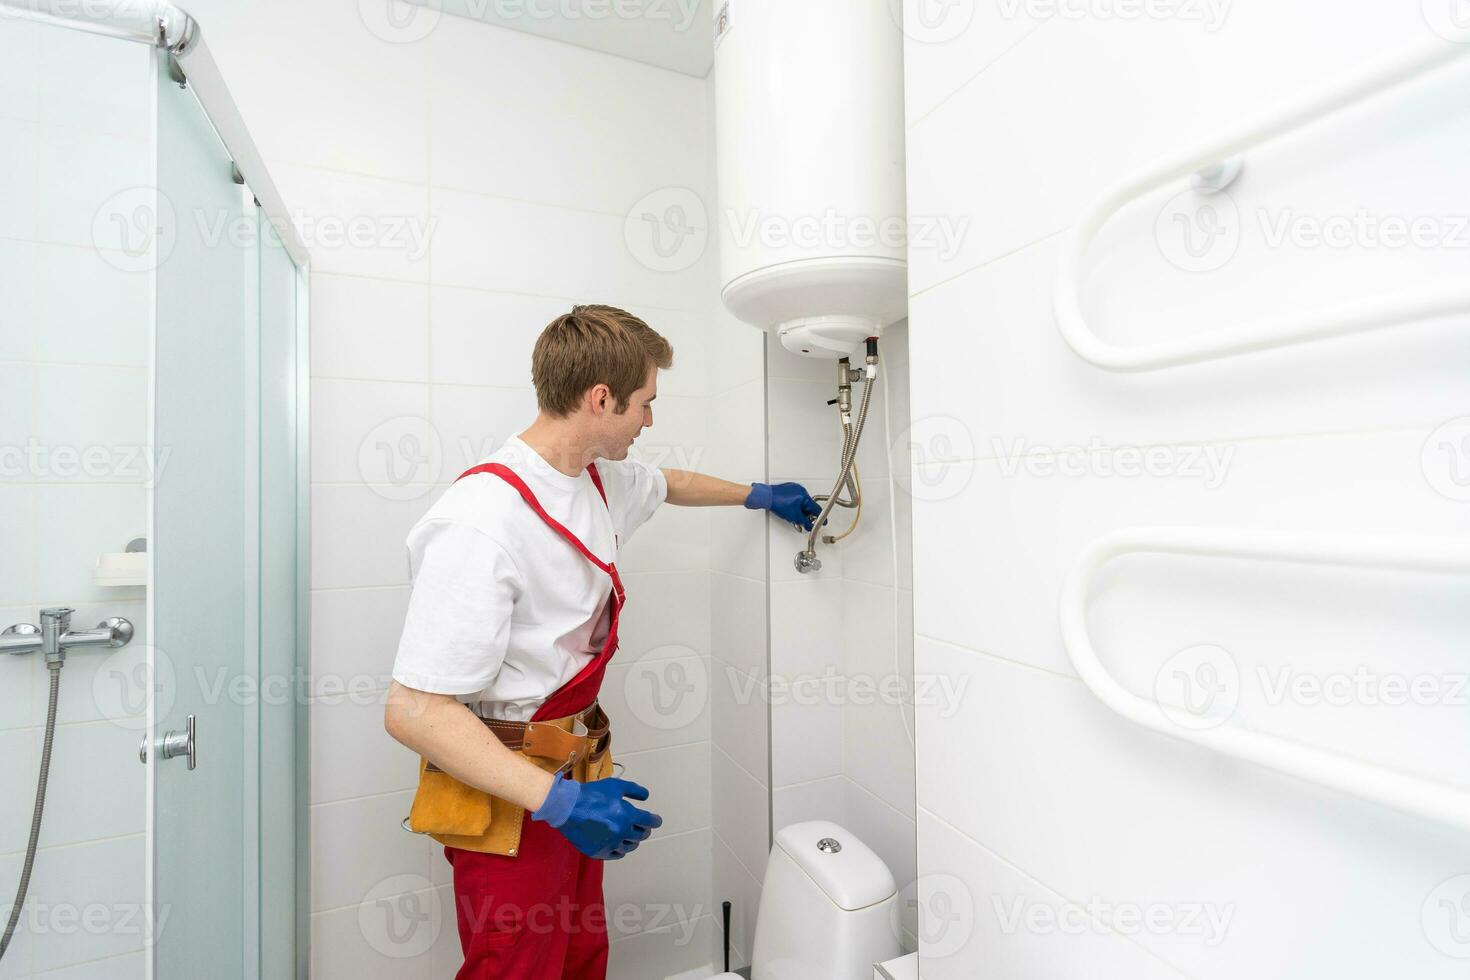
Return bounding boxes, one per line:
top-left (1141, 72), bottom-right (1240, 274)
top-left (713, 0), bottom-right (907, 359)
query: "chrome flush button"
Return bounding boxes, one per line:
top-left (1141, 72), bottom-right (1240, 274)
top-left (817, 837), bottom-right (842, 854)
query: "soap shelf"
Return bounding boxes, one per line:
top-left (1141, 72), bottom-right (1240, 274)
top-left (95, 536), bottom-right (147, 588)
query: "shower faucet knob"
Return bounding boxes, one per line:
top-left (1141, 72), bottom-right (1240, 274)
top-left (39, 607), bottom-right (74, 628)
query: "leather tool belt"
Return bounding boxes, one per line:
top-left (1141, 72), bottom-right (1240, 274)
top-left (405, 701), bottom-right (613, 857)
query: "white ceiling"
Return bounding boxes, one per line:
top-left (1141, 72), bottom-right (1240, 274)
top-left (415, 0), bottom-right (717, 77)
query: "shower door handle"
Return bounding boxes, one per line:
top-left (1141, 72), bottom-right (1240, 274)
top-left (140, 714), bottom-right (197, 770)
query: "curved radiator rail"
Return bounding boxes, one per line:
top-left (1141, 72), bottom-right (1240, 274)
top-left (1054, 38), bottom-right (1470, 371)
top-left (1058, 526), bottom-right (1470, 832)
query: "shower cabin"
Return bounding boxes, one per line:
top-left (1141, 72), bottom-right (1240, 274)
top-left (0, 3), bottom-right (308, 977)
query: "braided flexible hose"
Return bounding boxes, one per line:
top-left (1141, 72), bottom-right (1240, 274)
top-left (804, 367), bottom-right (875, 558)
top-left (0, 661), bottom-right (61, 960)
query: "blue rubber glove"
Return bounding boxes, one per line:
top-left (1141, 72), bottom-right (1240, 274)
top-left (531, 776), bottom-right (663, 860)
top-left (745, 482), bottom-right (824, 531)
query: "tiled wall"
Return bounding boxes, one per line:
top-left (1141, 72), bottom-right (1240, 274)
top-left (185, 1), bottom-right (750, 976)
top-left (0, 18), bottom-right (153, 980)
top-left (902, 2), bottom-right (1470, 977)
top-left (762, 321), bottom-right (917, 954)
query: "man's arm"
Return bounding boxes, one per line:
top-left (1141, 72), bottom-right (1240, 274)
top-left (660, 468), bottom-right (750, 506)
top-left (384, 681), bottom-right (554, 812)
top-left (661, 468), bottom-right (825, 530)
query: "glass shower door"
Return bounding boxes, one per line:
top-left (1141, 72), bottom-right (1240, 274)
top-left (149, 49), bottom-right (302, 979)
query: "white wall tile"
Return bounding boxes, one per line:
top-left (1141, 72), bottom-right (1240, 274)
top-left (710, 833), bottom-right (759, 970)
top-left (709, 512), bottom-right (765, 582)
top-left (310, 586), bottom-right (412, 697)
top-left (711, 662), bottom-right (768, 784)
top-left (25, 835), bottom-right (146, 972)
top-left (311, 888), bottom-right (435, 980)
top-left (607, 913), bottom-right (717, 980)
top-left (711, 746), bottom-right (770, 886)
top-left (33, 246), bottom-right (150, 367)
top-left (428, 383), bottom-right (540, 479)
top-left (35, 126), bottom-right (149, 252)
top-left (32, 951), bottom-right (145, 980)
top-left (273, 165), bottom-right (433, 283)
top-left (428, 17), bottom-right (708, 216)
top-left (842, 778), bottom-right (916, 926)
top-left (915, 809), bottom-right (1188, 980)
top-left (619, 570), bottom-right (712, 660)
top-left (428, 187), bottom-right (712, 312)
top-left (0, 729), bottom-right (37, 853)
top-left (0, 16), bottom-right (42, 124)
top-left (710, 572), bottom-right (766, 679)
top-left (603, 829), bottom-right (713, 943)
top-left (36, 722), bottom-right (145, 847)
top-left (618, 502), bottom-right (708, 574)
top-left (915, 636), bottom-right (1470, 979)
top-left (0, 119), bottom-right (38, 241)
top-left (311, 274), bottom-right (431, 382)
top-left (311, 791), bottom-right (433, 913)
top-left (912, 428), bottom-right (1470, 680)
top-left (614, 742), bottom-right (712, 838)
top-left (428, 287), bottom-right (565, 388)
top-left (902, 4), bottom-right (1049, 124)
top-left (604, 653), bottom-right (712, 754)
top-left (904, 3), bottom-right (1442, 292)
top-left (310, 484), bottom-right (433, 590)
top-left (0, 243), bottom-right (40, 361)
top-left (310, 693), bottom-right (421, 805)
top-left (704, 379), bottom-right (764, 482)
top-left (312, 378), bottom-right (432, 488)
top-left (772, 776), bottom-right (845, 834)
top-left (34, 485), bottom-right (145, 602)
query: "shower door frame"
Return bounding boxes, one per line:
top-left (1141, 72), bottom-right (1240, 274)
top-left (0, 2), bottom-right (313, 976)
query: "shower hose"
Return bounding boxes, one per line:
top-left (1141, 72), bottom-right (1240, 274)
top-left (0, 660), bottom-right (61, 961)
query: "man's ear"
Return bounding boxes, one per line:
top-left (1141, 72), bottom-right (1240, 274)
top-left (586, 383), bottom-right (611, 417)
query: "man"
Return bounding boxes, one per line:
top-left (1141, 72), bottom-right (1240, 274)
top-left (384, 305), bottom-right (821, 979)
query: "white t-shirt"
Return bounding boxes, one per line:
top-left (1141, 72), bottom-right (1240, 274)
top-left (391, 435), bottom-right (667, 721)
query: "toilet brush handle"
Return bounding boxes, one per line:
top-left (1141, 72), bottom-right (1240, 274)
top-left (722, 900), bottom-right (731, 973)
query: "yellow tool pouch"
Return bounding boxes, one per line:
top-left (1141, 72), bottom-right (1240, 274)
top-left (405, 703), bottom-right (612, 857)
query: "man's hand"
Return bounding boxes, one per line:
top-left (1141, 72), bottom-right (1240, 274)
top-left (745, 481), bottom-right (824, 531)
top-left (532, 775), bottom-right (663, 860)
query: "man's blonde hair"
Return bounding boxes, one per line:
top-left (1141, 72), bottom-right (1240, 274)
top-left (531, 305), bottom-right (674, 417)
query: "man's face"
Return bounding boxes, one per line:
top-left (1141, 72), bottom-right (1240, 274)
top-left (598, 365), bottom-right (657, 461)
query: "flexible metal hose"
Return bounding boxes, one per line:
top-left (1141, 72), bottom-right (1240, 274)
top-left (0, 660), bottom-right (61, 961)
top-left (804, 364), bottom-right (876, 558)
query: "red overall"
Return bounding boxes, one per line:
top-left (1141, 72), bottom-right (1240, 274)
top-left (444, 461), bottom-right (625, 980)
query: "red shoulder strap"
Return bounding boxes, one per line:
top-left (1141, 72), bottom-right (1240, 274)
top-left (456, 462), bottom-right (614, 577)
top-left (586, 461), bottom-right (608, 506)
